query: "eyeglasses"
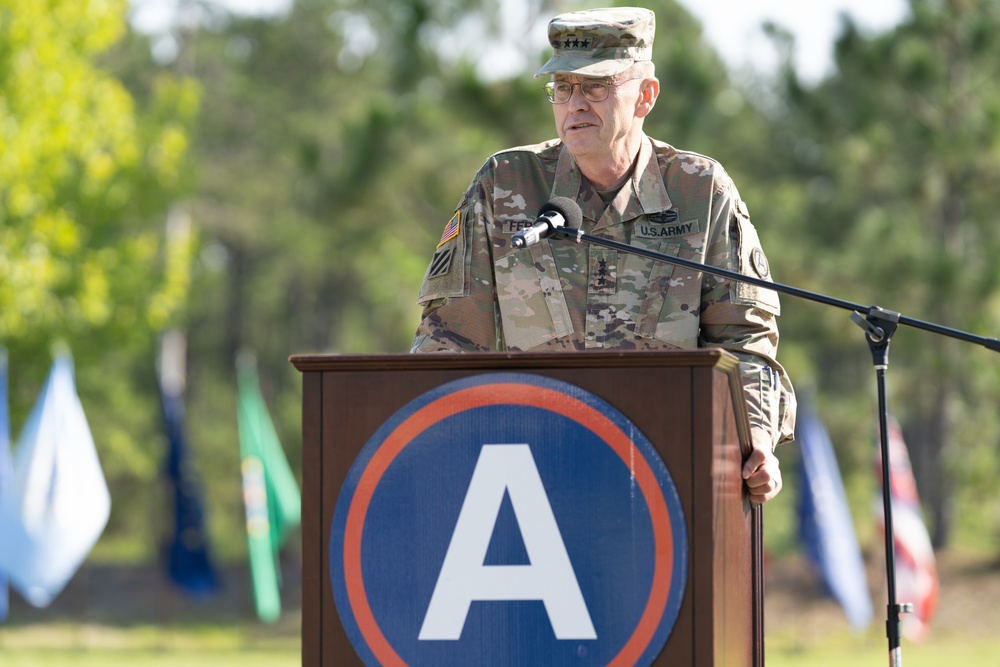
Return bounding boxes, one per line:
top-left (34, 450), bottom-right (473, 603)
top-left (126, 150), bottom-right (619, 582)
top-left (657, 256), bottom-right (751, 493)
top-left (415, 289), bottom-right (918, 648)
top-left (543, 77), bottom-right (642, 104)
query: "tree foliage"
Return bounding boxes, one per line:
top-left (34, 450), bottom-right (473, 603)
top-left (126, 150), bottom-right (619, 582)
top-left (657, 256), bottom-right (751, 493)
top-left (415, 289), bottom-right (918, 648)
top-left (0, 0), bottom-right (198, 556)
top-left (763, 0), bottom-right (1000, 547)
top-left (0, 0), bottom-right (197, 345)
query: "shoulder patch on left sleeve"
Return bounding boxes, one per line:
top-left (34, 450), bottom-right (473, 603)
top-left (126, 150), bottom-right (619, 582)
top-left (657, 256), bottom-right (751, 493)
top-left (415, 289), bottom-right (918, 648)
top-left (418, 208), bottom-right (470, 304)
top-left (438, 211), bottom-right (461, 247)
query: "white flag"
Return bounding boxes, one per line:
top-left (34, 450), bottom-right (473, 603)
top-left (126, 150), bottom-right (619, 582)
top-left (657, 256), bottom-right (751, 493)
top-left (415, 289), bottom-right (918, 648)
top-left (0, 352), bottom-right (111, 607)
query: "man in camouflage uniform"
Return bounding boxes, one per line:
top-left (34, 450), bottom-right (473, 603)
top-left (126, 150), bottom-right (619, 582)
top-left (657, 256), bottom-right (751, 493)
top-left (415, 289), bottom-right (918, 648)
top-left (411, 7), bottom-right (796, 504)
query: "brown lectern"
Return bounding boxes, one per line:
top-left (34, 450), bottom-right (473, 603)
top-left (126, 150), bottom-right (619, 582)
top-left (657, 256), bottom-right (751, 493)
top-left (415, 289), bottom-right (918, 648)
top-left (291, 349), bottom-right (763, 667)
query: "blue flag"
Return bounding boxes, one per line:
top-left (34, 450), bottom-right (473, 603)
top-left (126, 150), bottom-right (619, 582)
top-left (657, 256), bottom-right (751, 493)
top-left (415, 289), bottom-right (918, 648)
top-left (162, 387), bottom-right (220, 597)
top-left (796, 398), bottom-right (872, 631)
top-left (0, 348), bottom-right (11, 622)
top-left (0, 351), bottom-right (111, 607)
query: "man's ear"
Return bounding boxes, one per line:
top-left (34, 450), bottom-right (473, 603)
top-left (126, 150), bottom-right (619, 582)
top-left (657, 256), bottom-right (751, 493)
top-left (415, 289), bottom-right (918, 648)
top-left (635, 77), bottom-right (660, 118)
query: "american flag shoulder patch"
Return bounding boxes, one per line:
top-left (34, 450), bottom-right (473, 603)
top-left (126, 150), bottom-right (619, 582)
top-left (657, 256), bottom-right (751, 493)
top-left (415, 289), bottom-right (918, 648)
top-left (437, 211), bottom-right (461, 247)
top-left (428, 247), bottom-right (455, 279)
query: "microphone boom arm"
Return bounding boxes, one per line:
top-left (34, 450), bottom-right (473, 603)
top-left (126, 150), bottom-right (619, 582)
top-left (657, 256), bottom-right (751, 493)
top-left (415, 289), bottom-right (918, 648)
top-left (552, 227), bottom-right (1000, 353)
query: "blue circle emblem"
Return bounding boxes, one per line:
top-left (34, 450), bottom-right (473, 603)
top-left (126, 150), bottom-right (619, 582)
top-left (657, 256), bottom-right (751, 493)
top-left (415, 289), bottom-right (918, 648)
top-left (330, 373), bottom-right (687, 666)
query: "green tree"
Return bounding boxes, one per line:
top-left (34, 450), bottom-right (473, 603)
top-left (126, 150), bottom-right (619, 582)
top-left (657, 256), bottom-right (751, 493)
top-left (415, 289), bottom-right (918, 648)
top-left (0, 0), bottom-right (197, 556)
top-left (766, 0), bottom-right (1000, 548)
top-left (0, 0), bottom-right (197, 346)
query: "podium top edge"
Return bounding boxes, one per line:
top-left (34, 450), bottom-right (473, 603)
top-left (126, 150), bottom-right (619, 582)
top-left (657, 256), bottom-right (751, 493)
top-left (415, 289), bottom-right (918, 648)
top-left (289, 349), bottom-right (740, 373)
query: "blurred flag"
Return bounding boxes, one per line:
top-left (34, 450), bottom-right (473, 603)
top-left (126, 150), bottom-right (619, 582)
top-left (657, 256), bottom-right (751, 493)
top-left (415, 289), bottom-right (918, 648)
top-left (161, 387), bottom-right (220, 596)
top-left (0, 350), bottom-right (111, 607)
top-left (236, 352), bottom-right (300, 623)
top-left (796, 397), bottom-right (872, 631)
top-left (160, 330), bottom-right (219, 597)
top-left (875, 415), bottom-right (938, 642)
top-left (0, 347), bottom-right (11, 622)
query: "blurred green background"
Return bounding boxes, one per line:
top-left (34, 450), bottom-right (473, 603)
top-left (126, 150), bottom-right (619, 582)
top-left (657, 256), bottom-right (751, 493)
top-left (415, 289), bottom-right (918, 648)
top-left (2, 0), bottom-right (1000, 663)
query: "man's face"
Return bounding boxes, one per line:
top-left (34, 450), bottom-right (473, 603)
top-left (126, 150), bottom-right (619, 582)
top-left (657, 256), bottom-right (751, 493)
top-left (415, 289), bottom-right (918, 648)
top-left (550, 74), bottom-right (643, 163)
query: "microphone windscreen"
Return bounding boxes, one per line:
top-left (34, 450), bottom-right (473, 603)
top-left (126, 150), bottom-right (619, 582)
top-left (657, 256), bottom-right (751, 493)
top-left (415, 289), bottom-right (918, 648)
top-left (539, 196), bottom-right (583, 230)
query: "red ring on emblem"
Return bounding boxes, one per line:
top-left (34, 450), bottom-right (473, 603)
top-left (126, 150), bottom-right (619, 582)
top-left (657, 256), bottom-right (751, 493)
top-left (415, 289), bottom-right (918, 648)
top-left (342, 383), bottom-right (675, 667)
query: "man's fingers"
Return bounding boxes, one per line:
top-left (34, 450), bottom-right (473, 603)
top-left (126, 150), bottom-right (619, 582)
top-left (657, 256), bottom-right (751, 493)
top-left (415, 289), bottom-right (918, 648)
top-left (743, 447), bottom-right (782, 504)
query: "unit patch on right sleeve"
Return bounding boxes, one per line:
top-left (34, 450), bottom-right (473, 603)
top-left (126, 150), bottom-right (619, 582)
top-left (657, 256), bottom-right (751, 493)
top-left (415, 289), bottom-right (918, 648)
top-left (750, 247), bottom-right (770, 278)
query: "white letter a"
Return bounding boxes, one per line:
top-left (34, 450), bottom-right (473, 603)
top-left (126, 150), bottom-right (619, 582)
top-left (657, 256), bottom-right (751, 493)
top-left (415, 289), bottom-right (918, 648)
top-left (418, 444), bottom-right (596, 641)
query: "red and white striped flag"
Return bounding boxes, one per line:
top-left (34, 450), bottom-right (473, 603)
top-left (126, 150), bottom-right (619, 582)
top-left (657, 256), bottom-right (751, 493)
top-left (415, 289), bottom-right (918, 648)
top-left (875, 416), bottom-right (939, 641)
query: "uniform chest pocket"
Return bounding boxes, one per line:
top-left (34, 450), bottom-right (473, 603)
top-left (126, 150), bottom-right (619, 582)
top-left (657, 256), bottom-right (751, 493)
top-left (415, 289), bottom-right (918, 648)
top-left (623, 234), bottom-right (704, 348)
top-left (493, 243), bottom-right (573, 351)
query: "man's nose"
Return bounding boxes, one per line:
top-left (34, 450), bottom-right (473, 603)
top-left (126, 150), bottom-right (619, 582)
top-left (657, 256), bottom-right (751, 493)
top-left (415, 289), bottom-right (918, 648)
top-left (568, 84), bottom-right (591, 110)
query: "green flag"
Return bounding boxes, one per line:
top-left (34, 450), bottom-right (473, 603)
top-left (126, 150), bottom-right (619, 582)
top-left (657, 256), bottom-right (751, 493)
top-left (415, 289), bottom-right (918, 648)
top-left (236, 352), bottom-right (300, 623)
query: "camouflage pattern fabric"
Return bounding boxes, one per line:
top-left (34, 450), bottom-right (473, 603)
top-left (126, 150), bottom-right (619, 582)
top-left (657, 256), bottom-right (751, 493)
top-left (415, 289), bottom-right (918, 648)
top-left (412, 136), bottom-right (796, 450)
top-left (534, 7), bottom-right (655, 79)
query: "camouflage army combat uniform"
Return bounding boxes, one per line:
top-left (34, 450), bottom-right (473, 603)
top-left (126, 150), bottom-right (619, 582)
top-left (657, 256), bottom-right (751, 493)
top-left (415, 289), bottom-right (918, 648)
top-left (412, 135), bottom-right (796, 451)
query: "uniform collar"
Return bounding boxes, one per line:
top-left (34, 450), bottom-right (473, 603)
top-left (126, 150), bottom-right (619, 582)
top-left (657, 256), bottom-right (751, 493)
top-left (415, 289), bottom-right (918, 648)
top-left (551, 135), bottom-right (674, 232)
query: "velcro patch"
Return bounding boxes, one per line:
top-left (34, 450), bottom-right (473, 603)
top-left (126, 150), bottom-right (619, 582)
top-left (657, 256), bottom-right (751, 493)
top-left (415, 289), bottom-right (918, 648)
top-left (438, 211), bottom-right (461, 247)
top-left (733, 219), bottom-right (780, 315)
top-left (634, 219), bottom-right (700, 239)
top-left (428, 247), bottom-right (455, 279)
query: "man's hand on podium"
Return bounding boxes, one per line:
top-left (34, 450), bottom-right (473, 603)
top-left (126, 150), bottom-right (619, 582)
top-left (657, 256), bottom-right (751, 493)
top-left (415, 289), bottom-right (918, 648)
top-left (742, 446), bottom-right (782, 504)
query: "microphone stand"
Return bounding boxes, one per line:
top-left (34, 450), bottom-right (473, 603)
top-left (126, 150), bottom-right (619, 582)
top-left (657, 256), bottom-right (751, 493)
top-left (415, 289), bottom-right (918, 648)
top-left (550, 226), bottom-right (1000, 666)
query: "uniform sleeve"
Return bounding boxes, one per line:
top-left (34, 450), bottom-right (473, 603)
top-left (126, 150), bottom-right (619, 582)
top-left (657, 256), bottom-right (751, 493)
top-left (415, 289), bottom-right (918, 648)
top-left (410, 164), bottom-right (503, 352)
top-left (698, 180), bottom-right (797, 450)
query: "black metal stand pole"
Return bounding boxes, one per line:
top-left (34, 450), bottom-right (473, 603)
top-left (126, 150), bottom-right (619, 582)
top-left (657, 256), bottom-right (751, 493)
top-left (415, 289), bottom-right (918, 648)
top-left (850, 308), bottom-right (915, 667)
top-left (550, 227), bottom-right (1000, 664)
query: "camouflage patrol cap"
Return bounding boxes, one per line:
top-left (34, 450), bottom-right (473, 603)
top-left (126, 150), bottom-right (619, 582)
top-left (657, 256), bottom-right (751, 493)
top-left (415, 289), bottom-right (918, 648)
top-left (534, 7), bottom-right (655, 78)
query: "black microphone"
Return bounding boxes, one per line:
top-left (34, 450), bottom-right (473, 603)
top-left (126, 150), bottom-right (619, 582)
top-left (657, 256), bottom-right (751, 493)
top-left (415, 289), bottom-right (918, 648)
top-left (511, 197), bottom-right (583, 248)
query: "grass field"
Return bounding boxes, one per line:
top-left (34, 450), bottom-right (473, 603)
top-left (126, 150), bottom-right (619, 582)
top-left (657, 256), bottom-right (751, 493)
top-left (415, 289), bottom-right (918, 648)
top-left (0, 623), bottom-right (299, 665)
top-left (2, 625), bottom-right (998, 666)
top-left (0, 561), bottom-right (302, 666)
top-left (764, 549), bottom-right (1000, 667)
top-left (0, 550), bottom-right (997, 666)
top-left (767, 630), bottom-right (1000, 667)
top-left (2, 621), bottom-right (998, 666)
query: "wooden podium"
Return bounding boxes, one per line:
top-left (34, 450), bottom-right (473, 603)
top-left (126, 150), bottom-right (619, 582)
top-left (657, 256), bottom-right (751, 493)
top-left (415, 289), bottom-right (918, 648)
top-left (291, 349), bottom-right (764, 667)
